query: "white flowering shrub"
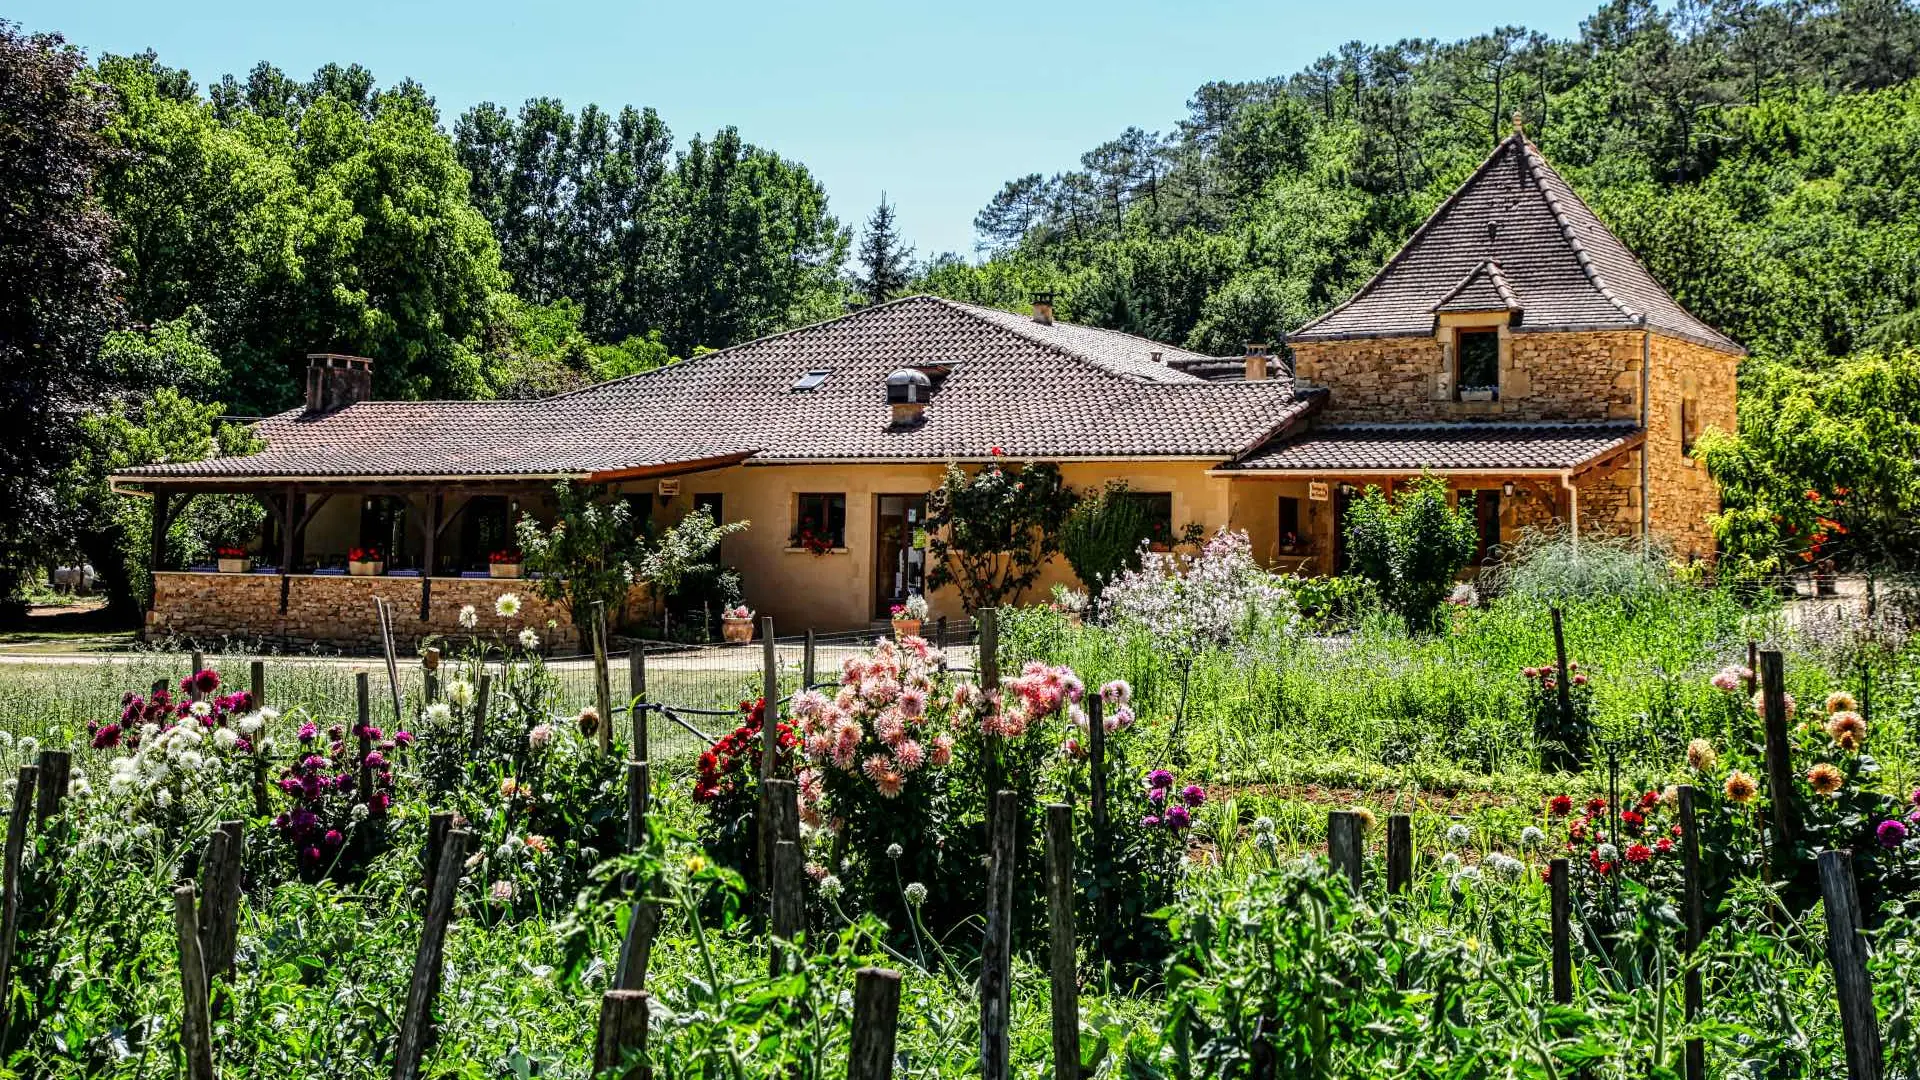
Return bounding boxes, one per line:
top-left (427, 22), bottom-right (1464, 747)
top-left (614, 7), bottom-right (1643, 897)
top-left (1098, 529), bottom-right (1296, 655)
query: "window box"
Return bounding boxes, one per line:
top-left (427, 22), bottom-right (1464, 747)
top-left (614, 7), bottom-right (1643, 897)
top-left (349, 560), bottom-right (385, 577)
top-left (216, 557), bottom-right (252, 574)
top-left (1458, 388), bottom-right (1497, 402)
top-left (490, 562), bottom-right (523, 579)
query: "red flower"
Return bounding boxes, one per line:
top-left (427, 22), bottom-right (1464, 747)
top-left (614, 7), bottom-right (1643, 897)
top-left (1806, 489), bottom-right (1823, 502)
top-left (1620, 810), bottom-right (1645, 834)
top-left (1625, 843), bottom-right (1653, 864)
top-left (1638, 790), bottom-right (1660, 810)
top-left (1655, 838), bottom-right (1674, 854)
top-left (1671, 824), bottom-right (1684, 838)
top-left (1588, 849), bottom-right (1613, 875)
top-left (1585, 797), bottom-right (1607, 817)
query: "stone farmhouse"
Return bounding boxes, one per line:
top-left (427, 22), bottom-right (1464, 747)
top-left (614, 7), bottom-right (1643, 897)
top-left (113, 126), bottom-right (1740, 647)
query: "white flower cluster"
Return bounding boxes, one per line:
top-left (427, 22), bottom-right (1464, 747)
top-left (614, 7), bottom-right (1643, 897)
top-left (1098, 529), bottom-right (1297, 653)
top-left (1446, 823), bottom-right (1473, 847)
top-left (105, 720), bottom-right (237, 806)
top-left (1484, 852), bottom-right (1526, 880)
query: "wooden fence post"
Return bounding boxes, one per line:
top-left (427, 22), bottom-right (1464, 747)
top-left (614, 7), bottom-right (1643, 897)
top-left (197, 821), bottom-right (245, 982)
top-left (593, 602), bottom-right (614, 756)
top-left (1745, 641), bottom-right (1758, 696)
top-left (594, 989), bottom-right (651, 1080)
top-left (628, 645), bottom-right (648, 761)
top-left (1548, 607), bottom-right (1577, 770)
top-left (0, 766), bottom-right (38, 1024)
top-left (627, 761), bottom-right (650, 852)
top-left (1326, 811), bottom-right (1362, 894)
top-left (1819, 850), bottom-right (1884, 1080)
top-left (1386, 814), bottom-right (1412, 894)
top-left (249, 659), bottom-right (266, 709)
top-left (770, 839), bottom-right (805, 976)
top-left (1045, 804), bottom-right (1079, 1080)
top-left (356, 672), bottom-right (375, 803)
top-left (174, 885), bottom-right (216, 1080)
top-left (849, 967), bottom-right (902, 1080)
top-left (979, 609), bottom-right (1002, 839)
top-left (614, 884), bottom-right (659, 993)
top-left (1677, 786), bottom-right (1705, 1080)
top-left (190, 651), bottom-right (206, 700)
top-left (422, 811), bottom-right (453, 899)
top-left (394, 829), bottom-right (469, 1080)
top-left (1550, 857), bottom-right (1572, 1004)
top-left (1757, 650), bottom-right (1798, 864)
top-left (935, 615), bottom-right (947, 650)
top-left (248, 659), bottom-right (272, 817)
top-left (980, 788), bottom-right (1016, 1080)
top-left (33, 750), bottom-right (68, 826)
top-left (422, 648), bottom-right (441, 704)
top-left (759, 617), bottom-right (779, 894)
top-left (803, 629), bottom-right (816, 689)
top-left (1087, 694), bottom-right (1109, 937)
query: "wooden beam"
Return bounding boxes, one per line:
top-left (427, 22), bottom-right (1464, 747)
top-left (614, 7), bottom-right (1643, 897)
top-left (295, 492), bottom-right (332, 535)
top-left (149, 488), bottom-right (173, 577)
top-left (420, 492), bottom-right (442, 622)
top-left (280, 486), bottom-right (298, 613)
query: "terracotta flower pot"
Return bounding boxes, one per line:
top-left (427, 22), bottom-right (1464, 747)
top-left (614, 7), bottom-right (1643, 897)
top-left (490, 563), bottom-right (523, 579)
top-left (892, 618), bottom-right (922, 639)
top-left (721, 616), bottom-right (755, 644)
top-left (216, 557), bottom-right (251, 574)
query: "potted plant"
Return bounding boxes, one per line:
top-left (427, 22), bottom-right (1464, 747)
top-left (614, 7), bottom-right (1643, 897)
top-left (215, 546), bottom-right (251, 574)
top-left (489, 549), bottom-right (524, 579)
top-left (1049, 584), bottom-right (1089, 627)
top-left (348, 546), bottom-right (384, 577)
top-left (721, 604), bottom-right (755, 644)
top-left (890, 593), bottom-right (928, 638)
top-left (1277, 531), bottom-right (1310, 557)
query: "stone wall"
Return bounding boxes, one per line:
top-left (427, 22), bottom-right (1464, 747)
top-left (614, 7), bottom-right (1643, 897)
top-left (1646, 335), bottom-right (1740, 560)
top-left (1290, 330), bottom-right (1643, 423)
top-left (146, 572), bottom-right (650, 653)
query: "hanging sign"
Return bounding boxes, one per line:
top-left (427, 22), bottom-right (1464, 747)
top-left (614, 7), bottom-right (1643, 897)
top-left (658, 478), bottom-right (681, 497)
top-left (1308, 481), bottom-right (1330, 502)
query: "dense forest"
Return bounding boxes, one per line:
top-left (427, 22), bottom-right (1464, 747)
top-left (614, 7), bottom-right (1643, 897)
top-left (920, 0), bottom-right (1920, 575)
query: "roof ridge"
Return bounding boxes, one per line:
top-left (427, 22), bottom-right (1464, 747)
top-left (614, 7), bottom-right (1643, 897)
top-left (1513, 139), bottom-right (1641, 324)
top-left (922, 295), bottom-right (1207, 386)
top-left (1292, 135), bottom-right (1522, 337)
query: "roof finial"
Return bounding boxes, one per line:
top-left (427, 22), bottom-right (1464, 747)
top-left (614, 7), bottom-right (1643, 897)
top-left (1512, 111), bottom-right (1526, 140)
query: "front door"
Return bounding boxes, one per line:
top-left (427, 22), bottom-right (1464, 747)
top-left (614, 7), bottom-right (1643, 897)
top-left (874, 494), bottom-right (928, 619)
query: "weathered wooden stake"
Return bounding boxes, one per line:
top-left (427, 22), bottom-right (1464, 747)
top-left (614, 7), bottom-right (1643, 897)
top-left (473, 672), bottom-right (492, 746)
top-left (614, 883), bottom-right (659, 992)
top-left (758, 617), bottom-right (779, 893)
top-left (1386, 814), bottom-right (1413, 894)
top-left (849, 967), bottom-right (903, 1080)
top-left (249, 659), bottom-right (265, 709)
top-left (1550, 857), bottom-right (1572, 1004)
top-left (1677, 786), bottom-right (1705, 1080)
top-left (248, 659), bottom-right (272, 817)
top-left (1758, 649), bottom-right (1799, 863)
top-left (1087, 694), bottom-right (1109, 936)
top-left (0, 766), bottom-right (38, 1024)
top-left (626, 761), bottom-right (651, 853)
top-left (628, 645), bottom-right (648, 761)
top-left (422, 648), bottom-right (441, 704)
top-left (393, 829), bottom-right (470, 1080)
top-left (1326, 810), bottom-right (1362, 894)
top-left (1045, 804), bottom-right (1079, 1080)
top-left (935, 615), bottom-right (948, 650)
top-left (33, 750), bottom-right (68, 826)
top-left (980, 788), bottom-right (1017, 1080)
top-left (765, 777), bottom-right (801, 845)
top-left (174, 885), bottom-right (216, 1080)
top-left (1745, 641), bottom-right (1758, 696)
top-left (197, 821), bottom-right (245, 982)
top-left (1549, 606), bottom-right (1576, 770)
top-left (190, 650), bottom-right (206, 699)
top-left (803, 629), bottom-right (816, 688)
top-left (979, 608), bottom-right (1002, 839)
top-left (593, 601), bottom-right (614, 756)
top-left (422, 811), bottom-right (453, 899)
top-left (355, 672), bottom-right (375, 800)
top-left (1819, 850), bottom-right (1884, 1080)
top-left (770, 839), bottom-right (805, 976)
top-left (593, 989), bottom-right (651, 1080)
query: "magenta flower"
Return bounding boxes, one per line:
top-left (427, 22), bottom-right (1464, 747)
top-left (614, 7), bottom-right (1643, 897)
top-left (323, 829), bottom-right (343, 847)
top-left (1147, 787), bottom-right (1166, 806)
top-left (1147, 769), bottom-right (1174, 790)
top-left (1181, 784), bottom-right (1206, 807)
top-left (91, 723), bottom-right (121, 750)
top-left (1140, 815), bottom-right (1161, 828)
top-left (1166, 804), bottom-right (1192, 829)
top-left (297, 722), bottom-right (317, 742)
top-left (363, 751), bottom-right (387, 769)
top-left (394, 731), bottom-right (415, 746)
top-left (1878, 819), bottom-right (1908, 848)
top-left (193, 669), bottom-right (221, 694)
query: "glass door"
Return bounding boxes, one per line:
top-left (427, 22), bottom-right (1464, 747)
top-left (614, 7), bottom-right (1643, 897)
top-left (874, 495), bottom-right (928, 619)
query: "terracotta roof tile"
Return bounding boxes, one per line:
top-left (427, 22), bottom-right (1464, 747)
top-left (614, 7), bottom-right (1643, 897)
top-left (1291, 135), bottom-right (1742, 354)
top-left (1226, 421), bottom-right (1642, 472)
top-left (118, 296), bottom-right (1320, 482)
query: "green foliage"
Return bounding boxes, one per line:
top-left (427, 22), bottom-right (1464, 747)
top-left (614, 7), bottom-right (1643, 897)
top-left (924, 459), bottom-right (1078, 612)
top-left (1060, 481), bottom-right (1153, 596)
top-left (1342, 476), bottom-right (1479, 633)
top-left (1485, 528), bottom-right (1677, 609)
top-left (516, 482), bottom-right (646, 628)
top-left (1701, 349), bottom-right (1920, 577)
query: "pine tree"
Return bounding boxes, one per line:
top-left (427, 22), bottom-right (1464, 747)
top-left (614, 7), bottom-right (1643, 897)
top-left (854, 194), bottom-right (914, 305)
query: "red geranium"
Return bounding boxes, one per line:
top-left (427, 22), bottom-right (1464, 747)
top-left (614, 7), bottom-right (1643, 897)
top-left (349, 546), bottom-right (381, 562)
top-left (1548, 794), bottom-right (1573, 817)
top-left (1625, 843), bottom-right (1654, 864)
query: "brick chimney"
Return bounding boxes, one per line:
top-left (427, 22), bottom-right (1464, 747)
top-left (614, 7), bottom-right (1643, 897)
top-left (1031, 291), bottom-right (1055, 326)
top-left (1243, 343), bottom-right (1271, 382)
top-left (305, 354), bottom-right (373, 413)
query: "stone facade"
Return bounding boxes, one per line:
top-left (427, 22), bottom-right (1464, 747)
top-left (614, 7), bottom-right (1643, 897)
top-left (146, 572), bottom-right (650, 653)
top-left (1287, 327), bottom-right (1737, 556)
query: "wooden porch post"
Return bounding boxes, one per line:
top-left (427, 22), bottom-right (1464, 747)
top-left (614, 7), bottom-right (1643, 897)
top-left (279, 486), bottom-right (298, 613)
top-left (149, 487), bottom-right (173, 579)
top-left (420, 492), bottom-right (443, 622)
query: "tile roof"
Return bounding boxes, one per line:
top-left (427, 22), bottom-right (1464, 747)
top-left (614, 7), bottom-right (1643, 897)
top-left (1433, 259), bottom-right (1522, 315)
top-left (1290, 134), bottom-right (1742, 354)
top-left (1225, 421), bottom-right (1643, 473)
top-left (117, 296), bottom-right (1321, 482)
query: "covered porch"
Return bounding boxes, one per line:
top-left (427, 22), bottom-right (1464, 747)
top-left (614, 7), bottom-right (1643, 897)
top-left (1219, 422), bottom-right (1647, 574)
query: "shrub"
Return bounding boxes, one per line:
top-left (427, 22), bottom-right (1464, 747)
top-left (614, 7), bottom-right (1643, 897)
top-left (1060, 481), bottom-right (1152, 597)
top-left (1485, 527), bottom-right (1676, 609)
top-left (924, 455), bottom-right (1077, 611)
top-left (1342, 475), bottom-right (1478, 633)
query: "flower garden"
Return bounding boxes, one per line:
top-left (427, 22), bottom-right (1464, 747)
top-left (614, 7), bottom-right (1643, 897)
top-left (0, 538), bottom-right (1919, 1077)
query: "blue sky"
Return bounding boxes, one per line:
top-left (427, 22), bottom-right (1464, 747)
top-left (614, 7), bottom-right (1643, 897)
top-left (21, 0), bottom-right (1601, 259)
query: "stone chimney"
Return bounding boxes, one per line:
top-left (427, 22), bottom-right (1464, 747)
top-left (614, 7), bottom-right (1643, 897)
top-left (305, 354), bottom-right (374, 413)
top-left (1031, 291), bottom-right (1055, 326)
top-left (1243, 343), bottom-right (1271, 382)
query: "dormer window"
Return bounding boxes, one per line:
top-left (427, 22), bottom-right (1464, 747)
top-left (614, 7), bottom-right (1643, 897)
top-left (1456, 330), bottom-right (1500, 401)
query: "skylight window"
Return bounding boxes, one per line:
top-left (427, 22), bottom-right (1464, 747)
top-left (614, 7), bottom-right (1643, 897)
top-left (790, 369), bottom-right (831, 392)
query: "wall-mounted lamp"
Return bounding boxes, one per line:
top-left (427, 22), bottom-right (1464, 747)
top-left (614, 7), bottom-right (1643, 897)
top-left (1501, 480), bottom-right (1516, 498)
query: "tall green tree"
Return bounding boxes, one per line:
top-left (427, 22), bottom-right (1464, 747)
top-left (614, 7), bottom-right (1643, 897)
top-left (853, 194), bottom-right (914, 305)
